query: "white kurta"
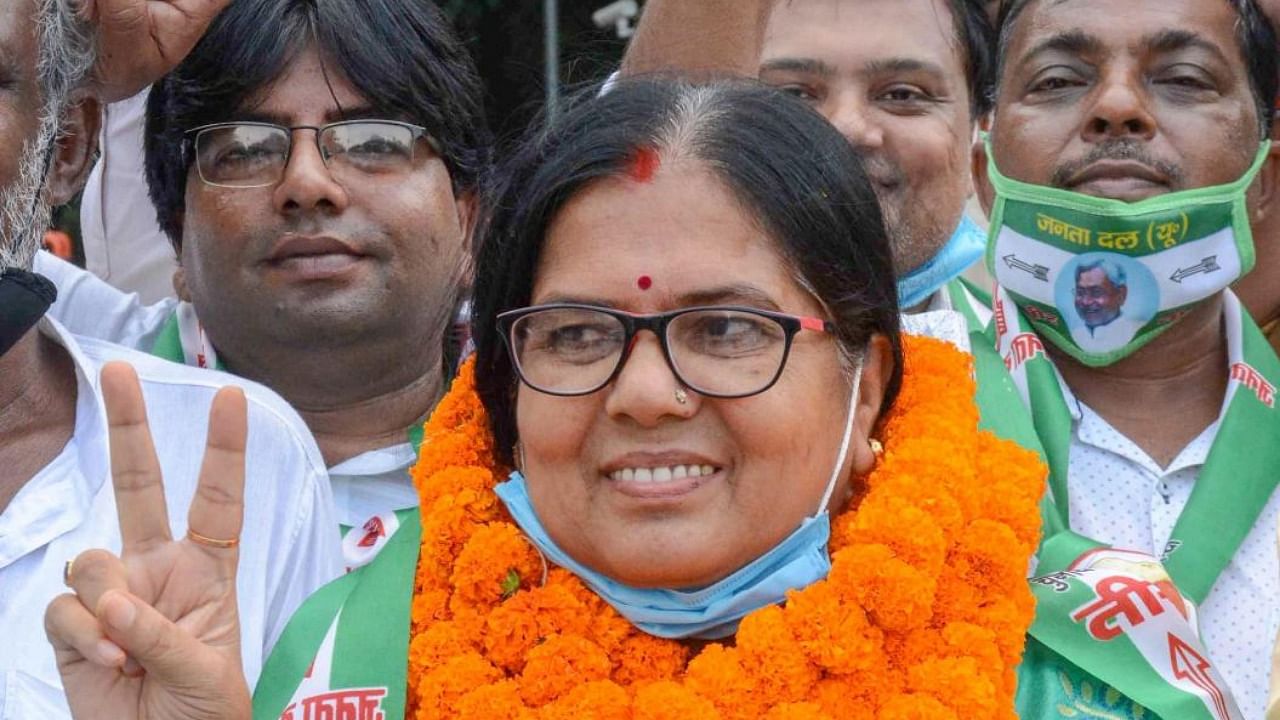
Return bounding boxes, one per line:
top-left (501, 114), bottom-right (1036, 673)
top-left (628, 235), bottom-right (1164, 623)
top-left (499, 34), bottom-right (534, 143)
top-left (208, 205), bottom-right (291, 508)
top-left (0, 320), bottom-right (343, 719)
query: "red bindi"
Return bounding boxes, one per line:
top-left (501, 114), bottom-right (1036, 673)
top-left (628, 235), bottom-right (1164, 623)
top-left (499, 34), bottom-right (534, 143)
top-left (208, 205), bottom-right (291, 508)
top-left (626, 147), bottom-right (661, 183)
top-left (637, 275), bottom-right (653, 291)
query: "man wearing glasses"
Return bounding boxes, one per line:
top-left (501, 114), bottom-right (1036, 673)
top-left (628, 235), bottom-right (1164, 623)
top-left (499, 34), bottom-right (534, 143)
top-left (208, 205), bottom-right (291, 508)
top-left (33, 0), bottom-right (489, 712)
top-left (37, 0), bottom-right (488, 540)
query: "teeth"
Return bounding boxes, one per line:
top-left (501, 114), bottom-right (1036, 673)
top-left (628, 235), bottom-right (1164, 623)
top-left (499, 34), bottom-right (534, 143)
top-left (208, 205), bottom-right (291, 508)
top-left (608, 465), bottom-right (718, 482)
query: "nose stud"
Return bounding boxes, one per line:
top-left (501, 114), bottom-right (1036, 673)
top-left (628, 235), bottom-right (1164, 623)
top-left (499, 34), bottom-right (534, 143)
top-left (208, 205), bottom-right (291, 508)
top-left (675, 387), bottom-right (689, 405)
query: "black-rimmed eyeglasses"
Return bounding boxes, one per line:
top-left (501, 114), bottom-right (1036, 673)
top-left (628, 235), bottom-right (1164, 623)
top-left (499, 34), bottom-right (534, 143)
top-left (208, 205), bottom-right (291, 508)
top-left (497, 304), bottom-right (835, 399)
top-left (183, 120), bottom-right (442, 188)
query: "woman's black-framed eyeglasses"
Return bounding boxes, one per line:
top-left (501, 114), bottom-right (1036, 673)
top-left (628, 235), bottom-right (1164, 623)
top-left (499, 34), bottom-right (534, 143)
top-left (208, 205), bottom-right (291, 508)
top-left (496, 304), bottom-right (835, 399)
top-left (183, 119), bottom-right (442, 188)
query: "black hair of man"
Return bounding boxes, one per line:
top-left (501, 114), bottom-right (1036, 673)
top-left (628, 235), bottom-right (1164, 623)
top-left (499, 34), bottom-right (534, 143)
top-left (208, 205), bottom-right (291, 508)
top-left (949, 0), bottom-right (1000, 117)
top-left (472, 78), bottom-right (905, 466)
top-left (144, 0), bottom-right (491, 251)
top-left (994, 0), bottom-right (1279, 135)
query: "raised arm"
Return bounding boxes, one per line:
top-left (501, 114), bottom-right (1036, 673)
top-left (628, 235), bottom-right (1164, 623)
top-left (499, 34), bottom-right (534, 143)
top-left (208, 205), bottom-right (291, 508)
top-left (44, 363), bottom-right (251, 720)
top-left (619, 0), bottom-right (774, 78)
top-left (80, 0), bottom-right (233, 102)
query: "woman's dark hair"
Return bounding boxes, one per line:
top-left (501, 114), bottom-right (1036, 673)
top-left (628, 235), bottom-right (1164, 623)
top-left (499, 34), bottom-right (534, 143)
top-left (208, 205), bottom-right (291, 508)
top-left (144, 0), bottom-right (490, 251)
top-left (473, 77), bottom-right (904, 465)
top-left (995, 0), bottom-right (1278, 135)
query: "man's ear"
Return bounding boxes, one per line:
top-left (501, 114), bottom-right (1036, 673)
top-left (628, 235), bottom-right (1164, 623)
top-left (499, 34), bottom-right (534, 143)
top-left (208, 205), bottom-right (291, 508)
top-left (456, 190), bottom-right (479, 284)
top-left (973, 131), bottom-right (995, 217)
top-left (1248, 135), bottom-right (1280, 226)
top-left (43, 93), bottom-right (101, 206)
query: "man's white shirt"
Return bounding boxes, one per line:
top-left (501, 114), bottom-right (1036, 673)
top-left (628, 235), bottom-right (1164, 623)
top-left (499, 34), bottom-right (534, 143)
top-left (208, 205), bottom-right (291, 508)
top-left (0, 319), bottom-right (343, 719)
top-left (79, 88), bottom-right (178, 304)
top-left (1068, 312), bottom-right (1147, 354)
top-left (329, 443), bottom-right (420, 530)
top-left (899, 281), bottom-right (990, 353)
top-left (1059, 376), bottom-right (1280, 719)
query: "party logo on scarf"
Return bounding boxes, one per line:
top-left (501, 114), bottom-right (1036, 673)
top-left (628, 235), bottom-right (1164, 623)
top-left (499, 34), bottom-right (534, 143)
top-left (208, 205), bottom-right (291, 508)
top-left (342, 512), bottom-right (402, 572)
top-left (1230, 362), bottom-right (1276, 408)
top-left (280, 687), bottom-right (387, 720)
top-left (1067, 548), bottom-right (1240, 720)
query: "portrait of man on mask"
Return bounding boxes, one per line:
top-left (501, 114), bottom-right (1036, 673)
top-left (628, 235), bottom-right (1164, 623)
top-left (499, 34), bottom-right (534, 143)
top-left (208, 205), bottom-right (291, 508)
top-left (1065, 255), bottom-right (1153, 352)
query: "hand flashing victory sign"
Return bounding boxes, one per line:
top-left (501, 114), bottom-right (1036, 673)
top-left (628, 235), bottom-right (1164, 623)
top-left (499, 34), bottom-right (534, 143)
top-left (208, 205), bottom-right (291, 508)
top-left (78, 0), bottom-right (232, 102)
top-left (43, 363), bottom-right (250, 720)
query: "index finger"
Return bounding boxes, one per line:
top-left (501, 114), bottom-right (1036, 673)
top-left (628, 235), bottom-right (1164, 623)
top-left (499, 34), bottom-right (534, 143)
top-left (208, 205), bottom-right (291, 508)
top-left (102, 362), bottom-right (173, 553)
top-left (185, 386), bottom-right (247, 565)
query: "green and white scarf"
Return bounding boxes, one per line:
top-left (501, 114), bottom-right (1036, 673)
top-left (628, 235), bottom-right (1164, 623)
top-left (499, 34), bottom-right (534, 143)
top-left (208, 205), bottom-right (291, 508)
top-left (990, 288), bottom-right (1280, 720)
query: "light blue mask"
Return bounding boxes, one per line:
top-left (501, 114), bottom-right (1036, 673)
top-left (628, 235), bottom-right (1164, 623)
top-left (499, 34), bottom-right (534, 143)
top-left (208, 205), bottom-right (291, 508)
top-left (897, 215), bottom-right (988, 309)
top-left (494, 365), bottom-right (864, 640)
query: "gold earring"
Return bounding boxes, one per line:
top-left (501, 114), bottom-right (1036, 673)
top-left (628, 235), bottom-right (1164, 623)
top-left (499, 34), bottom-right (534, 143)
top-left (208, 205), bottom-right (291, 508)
top-left (675, 387), bottom-right (689, 405)
top-left (868, 438), bottom-right (884, 456)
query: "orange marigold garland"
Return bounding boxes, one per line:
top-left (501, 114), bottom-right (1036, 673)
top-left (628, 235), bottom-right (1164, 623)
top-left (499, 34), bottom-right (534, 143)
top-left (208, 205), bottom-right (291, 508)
top-left (408, 335), bottom-right (1045, 719)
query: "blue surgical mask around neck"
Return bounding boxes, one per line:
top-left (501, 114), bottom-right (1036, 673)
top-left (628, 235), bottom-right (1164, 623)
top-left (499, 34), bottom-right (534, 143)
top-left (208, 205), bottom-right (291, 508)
top-left (494, 362), bottom-right (865, 639)
top-left (897, 215), bottom-right (987, 310)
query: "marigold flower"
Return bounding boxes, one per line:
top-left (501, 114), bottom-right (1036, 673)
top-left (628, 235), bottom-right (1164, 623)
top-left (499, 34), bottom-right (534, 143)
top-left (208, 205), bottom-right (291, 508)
top-left (765, 702), bottom-right (834, 720)
top-left (632, 681), bottom-right (720, 720)
top-left (405, 338), bottom-right (1045, 718)
top-left (518, 634), bottom-right (613, 707)
top-left (535, 680), bottom-right (630, 720)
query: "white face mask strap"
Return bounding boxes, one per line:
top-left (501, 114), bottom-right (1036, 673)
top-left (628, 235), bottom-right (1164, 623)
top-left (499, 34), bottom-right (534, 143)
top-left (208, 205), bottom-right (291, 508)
top-left (816, 359), bottom-right (864, 517)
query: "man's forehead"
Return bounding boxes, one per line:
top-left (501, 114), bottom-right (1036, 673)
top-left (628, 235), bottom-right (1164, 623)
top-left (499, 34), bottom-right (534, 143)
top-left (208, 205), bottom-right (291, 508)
top-left (1004, 0), bottom-right (1241, 61)
top-left (234, 47), bottom-right (376, 125)
top-left (763, 0), bottom-right (966, 75)
top-left (0, 0), bottom-right (36, 71)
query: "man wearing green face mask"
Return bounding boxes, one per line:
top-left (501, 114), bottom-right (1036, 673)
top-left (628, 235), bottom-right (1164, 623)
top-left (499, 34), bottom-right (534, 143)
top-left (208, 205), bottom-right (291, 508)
top-left (975, 0), bottom-right (1280, 718)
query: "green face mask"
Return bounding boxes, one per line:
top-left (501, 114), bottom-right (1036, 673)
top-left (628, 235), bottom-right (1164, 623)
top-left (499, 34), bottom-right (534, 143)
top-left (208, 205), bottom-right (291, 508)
top-left (984, 138), bottom-right (1270, 367)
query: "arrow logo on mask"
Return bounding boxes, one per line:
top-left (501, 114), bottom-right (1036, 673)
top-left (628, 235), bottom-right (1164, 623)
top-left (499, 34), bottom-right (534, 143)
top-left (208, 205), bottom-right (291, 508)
top-left (1002, 254), bottom-right (1050, 282)
top-left (1169, 256), bottom-right (1220, 284)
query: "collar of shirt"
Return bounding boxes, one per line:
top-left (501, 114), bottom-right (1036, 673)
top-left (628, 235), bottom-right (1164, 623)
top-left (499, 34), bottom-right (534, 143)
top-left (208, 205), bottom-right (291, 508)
top-left (0, 319), bottom-right (110, 569)
top-left (329, 443), bottom-right (420, 530)
top-left (1059, 376), bottom-right (1220, 479)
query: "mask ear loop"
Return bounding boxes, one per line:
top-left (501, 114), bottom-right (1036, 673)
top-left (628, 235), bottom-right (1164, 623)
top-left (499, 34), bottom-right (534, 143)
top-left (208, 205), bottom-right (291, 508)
top-left (815, 359), bottom-right (864, 518)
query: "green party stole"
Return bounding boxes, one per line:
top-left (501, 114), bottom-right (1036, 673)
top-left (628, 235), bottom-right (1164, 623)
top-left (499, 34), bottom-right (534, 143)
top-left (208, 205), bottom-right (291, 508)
top-left (985, 287), bottom-right (1280, 720)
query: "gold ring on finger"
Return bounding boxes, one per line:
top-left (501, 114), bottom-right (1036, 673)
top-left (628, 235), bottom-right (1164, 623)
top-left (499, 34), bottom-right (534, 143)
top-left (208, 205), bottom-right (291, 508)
top-left (63, 558), bottom-right (74, 586)
top-left (186, 528), bottom-right (240, 549)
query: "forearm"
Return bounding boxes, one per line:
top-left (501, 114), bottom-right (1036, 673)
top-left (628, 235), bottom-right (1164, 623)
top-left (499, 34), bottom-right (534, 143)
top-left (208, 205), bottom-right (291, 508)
top-left (619, 0), bottom-right (774, 78)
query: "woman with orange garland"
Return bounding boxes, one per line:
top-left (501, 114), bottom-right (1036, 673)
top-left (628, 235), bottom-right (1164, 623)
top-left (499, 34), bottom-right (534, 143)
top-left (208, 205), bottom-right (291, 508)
top-left (46, 79), bottom-right (1045, 720)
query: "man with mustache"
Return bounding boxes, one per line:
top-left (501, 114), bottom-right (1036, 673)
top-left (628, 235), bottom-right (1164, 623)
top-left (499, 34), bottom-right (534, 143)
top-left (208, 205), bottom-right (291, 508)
top-left (976, 0), bottom-right (1280, 716)
top-left (35, 0), bottom-right (489, 539)
top-left (30, 1), bottom-right (493, 713)
top-left (1238, 0), bottom-right (1280, 360)
top-left (1, 1), bottom-right (342, 716)
top-left (622, 0), bottom-right (1042, 451)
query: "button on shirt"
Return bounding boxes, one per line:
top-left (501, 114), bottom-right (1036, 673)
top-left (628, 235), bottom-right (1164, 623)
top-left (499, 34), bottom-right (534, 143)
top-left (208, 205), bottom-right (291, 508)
top-left (0, 321), bottom-right (343, 720)
top-left (1062, 382), bottom-right (1280, 719)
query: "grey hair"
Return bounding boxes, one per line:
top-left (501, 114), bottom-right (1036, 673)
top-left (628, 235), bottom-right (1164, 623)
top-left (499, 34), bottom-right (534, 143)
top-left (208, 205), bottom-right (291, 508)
top-left (1076, 257), bottom-right (1127, 288)
top-left (0, 0), bottom-right (94, 270)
